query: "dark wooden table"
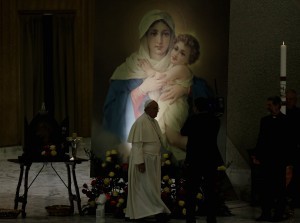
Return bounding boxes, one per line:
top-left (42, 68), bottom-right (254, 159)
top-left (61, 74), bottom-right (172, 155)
top-left (8, 157), bottom-right (88, 218)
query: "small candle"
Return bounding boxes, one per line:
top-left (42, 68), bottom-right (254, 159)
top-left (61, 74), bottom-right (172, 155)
top-left (280, 42), bottom-right (286, 77)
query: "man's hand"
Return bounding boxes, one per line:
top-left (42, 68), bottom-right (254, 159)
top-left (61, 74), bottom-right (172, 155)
top-left (251, 155), bottom-right (260, 165)
top-left (137, 163), bottom-right (145, 173)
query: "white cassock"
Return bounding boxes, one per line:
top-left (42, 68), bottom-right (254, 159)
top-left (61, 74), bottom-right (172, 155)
top-left (125, 113), bottom-right (170, 219)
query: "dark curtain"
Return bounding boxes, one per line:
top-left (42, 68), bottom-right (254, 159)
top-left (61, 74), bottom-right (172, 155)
top-left (52, 14), bottom-right (75, 130)
top-left (20, 13), bottom-right (75, 130)
top-left (20, 15), bottom-right (44, 122)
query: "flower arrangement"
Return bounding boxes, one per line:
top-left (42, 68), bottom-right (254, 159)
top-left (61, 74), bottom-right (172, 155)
top-left (41, 144), bottom-right (58, 157)
top-left (82, 150), bottom-right (231, 218)
top-left (39, 144), bottom-right (69, 161)
top-left (82, 149), bottom-right (128, 217)
top-left (160, 153), bottom-right (206, 219)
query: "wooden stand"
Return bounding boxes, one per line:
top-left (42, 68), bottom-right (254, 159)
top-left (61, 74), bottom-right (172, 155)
top-left (8, 158), bottom-right (88, 218)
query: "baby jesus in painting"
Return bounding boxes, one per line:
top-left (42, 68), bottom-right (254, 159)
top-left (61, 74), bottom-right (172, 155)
top-left (138, 33), bottom-right (200, 161)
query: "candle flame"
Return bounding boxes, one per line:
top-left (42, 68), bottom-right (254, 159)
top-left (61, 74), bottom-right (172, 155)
top-left (283, 41), bottom-right (285, 45)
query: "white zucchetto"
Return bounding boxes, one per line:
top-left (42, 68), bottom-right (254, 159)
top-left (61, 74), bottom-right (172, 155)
top-left (144, 99), bottom-right (154, 109)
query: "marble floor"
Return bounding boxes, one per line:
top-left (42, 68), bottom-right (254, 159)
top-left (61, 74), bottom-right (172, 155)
top-left (0, 139), bottom-right (299, 223)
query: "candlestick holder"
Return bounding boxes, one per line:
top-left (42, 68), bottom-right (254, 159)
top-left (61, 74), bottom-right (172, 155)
top-left (66, 133), bottom-right (82, 160)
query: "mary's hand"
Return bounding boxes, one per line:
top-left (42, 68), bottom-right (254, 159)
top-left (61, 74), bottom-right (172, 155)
top-left (139, 75), bottom-right (166, 93)
top-left (160, 84), bottom-right (189, 104)
top-left (138, 59), bottom-right (154, 76)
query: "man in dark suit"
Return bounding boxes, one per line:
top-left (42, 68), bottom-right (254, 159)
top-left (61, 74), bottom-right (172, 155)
top-left (181, 97), bottom-right (222, 223)
top-left (252, 96), bottom-right (293, 222)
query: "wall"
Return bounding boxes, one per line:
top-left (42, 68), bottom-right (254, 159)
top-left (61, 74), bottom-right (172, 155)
top-left (226, 0), bottom-right (300, 200)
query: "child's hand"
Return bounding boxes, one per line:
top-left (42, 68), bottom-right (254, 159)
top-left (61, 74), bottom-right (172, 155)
top-left (160, 84), bottom-right (189, 104)
top-left (153, 72), bottom-right (167, 80)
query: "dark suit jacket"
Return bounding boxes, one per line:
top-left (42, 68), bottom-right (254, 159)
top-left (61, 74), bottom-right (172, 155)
top-left (181, 111), bottom-right (222, 171)
top-left (255, 112), bottom-right (293, 166)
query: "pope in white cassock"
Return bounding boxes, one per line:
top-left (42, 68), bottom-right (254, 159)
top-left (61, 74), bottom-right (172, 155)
top-left (125, 100), bottom-right (171, 222)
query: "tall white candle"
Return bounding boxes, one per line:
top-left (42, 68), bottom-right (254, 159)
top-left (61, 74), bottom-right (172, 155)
top-left (280, 42), bottom-right (286, 77)
top-left (280, 41), bottom-right (287, 114)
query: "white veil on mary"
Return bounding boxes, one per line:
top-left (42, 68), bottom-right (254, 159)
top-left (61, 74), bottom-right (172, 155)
top-left (111, 9), bottom-right (175, 80)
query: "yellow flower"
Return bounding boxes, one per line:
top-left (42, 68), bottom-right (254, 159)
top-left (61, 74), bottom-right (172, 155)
top-left (165, 160), bottom-right (171, 165)
top-left (106, 151), bottom-right (111, 157)
top-left (182, 208), bottom-right (186, 215)
top-left (163, 187), bottom-right (170, 193)
top-left (106, 156), bottom-right (112, 162)
top-left (50, 145), bottom-right (56, 150)
top-left (178, 200), bottom-right (185, 206)
top-left (162, 175), bottom-right (169, 181)
top-left (101, 162), bottom-right (107, 168)
top-left (50, 150), bottom-right (57, 156)
top-left (108, 171), bottom-right (115, 177)
top-left (118, 198), bottom-right (125, 204)
top-left (163, 153), bottom-right (169, 159)
top-left (103, 178), bottom-right (110, 185)
top-left (217, 165), bottom-right (226, 171)
top-left (112, 190), bottom-right (118, 196)
top-left (196, 192), bottom-right (203, 200)
top-left (111, 149), bottom-right (118, 155)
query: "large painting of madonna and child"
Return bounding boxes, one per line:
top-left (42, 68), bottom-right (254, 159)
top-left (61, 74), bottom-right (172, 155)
top-left (91, 0), bottom-right (229, 168)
